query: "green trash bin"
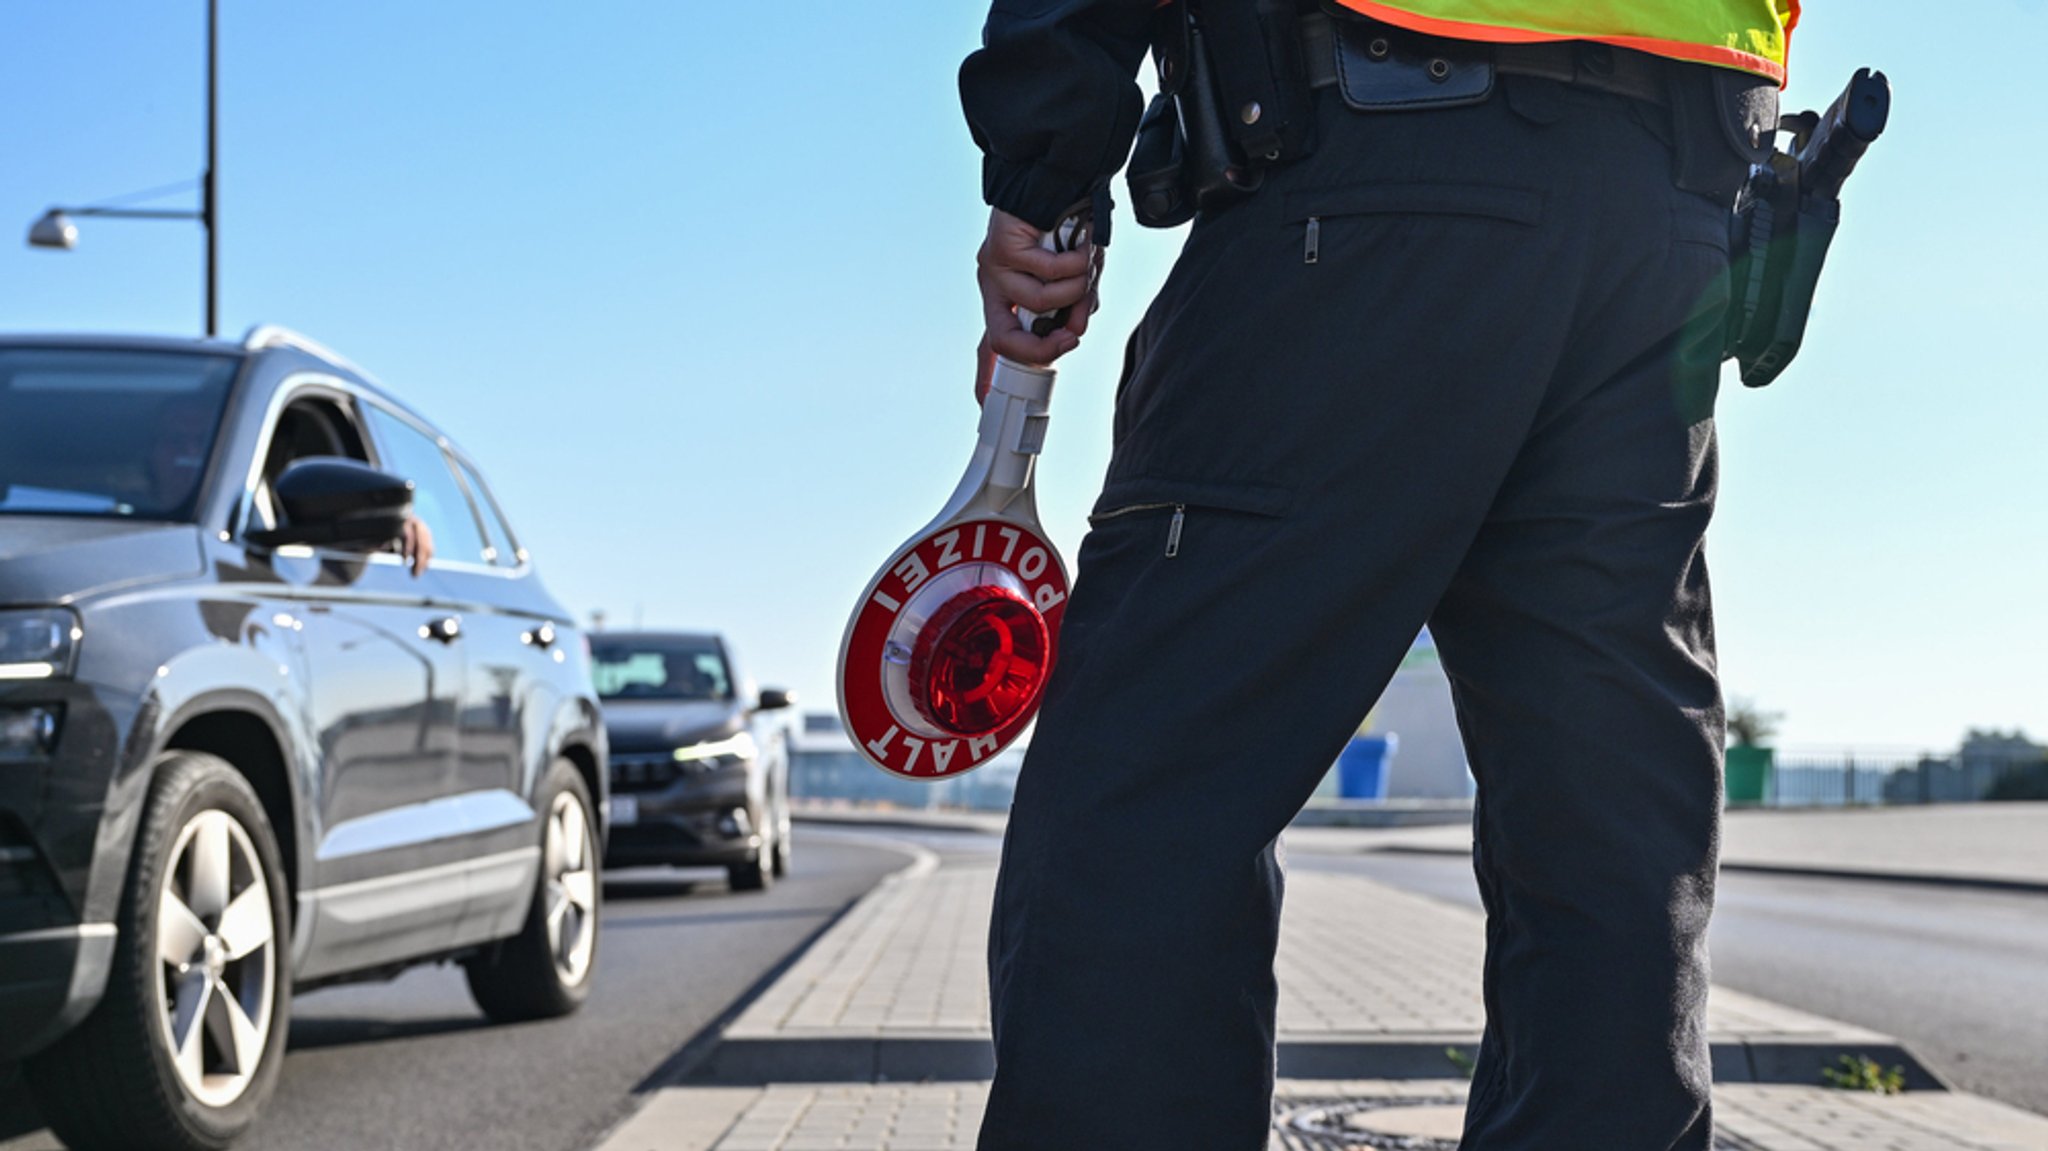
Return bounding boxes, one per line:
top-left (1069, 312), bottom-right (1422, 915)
top-left (1724, 745), bottom-right (1774, 806)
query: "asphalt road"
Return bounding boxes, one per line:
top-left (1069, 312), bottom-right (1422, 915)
top-left (0, 831), bottom-right (912, 1151)
top-left (1295, 847), bottom-right (2048, 1117)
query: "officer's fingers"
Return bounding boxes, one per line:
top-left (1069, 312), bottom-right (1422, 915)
top-left (974, 335), bottom-right (995, 405)
top-left (1064, 295), bottom-right (1093, 339)
top-left (989, 267), bottom-right (1091, 316)
top-left (983, 292), bottom-right (1076, 364)
top-left (1066, 250), bottom-right (1106, 335)
top-left (991, 241), bottom-right (1093, 284)
top-left (989, 324), bottom-right (1078, 367)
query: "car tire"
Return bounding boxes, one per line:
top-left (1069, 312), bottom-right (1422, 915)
top-left (727, 844), bottom-right (771, 893)
top-left (25, 751), bottom-right (292, 1151)
top-left (465, 760), bottom-right (599, 1022)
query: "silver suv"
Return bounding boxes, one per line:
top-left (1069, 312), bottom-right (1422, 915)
top-left (0, 329), bottom-right (608, 1150)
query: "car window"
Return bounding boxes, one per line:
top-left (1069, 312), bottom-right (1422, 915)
top-left (590, 640), bottom-right (732, 701)
top-left (0, 348), bottom-right (239, 521)
top-left (361, 405), bottom-right (491, 566)
top-left (453, 457), bottom-right (522, 567)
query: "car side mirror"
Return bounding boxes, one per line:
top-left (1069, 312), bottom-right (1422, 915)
top-left (756, 688), bottom-right (795, 712)
top-left (246, 458), bottom-right (414, 551)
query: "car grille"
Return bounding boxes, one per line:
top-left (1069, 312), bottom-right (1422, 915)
top-left (612, 751), bottom-right (720, 793)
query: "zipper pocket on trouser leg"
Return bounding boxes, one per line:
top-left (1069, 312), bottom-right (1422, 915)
top-left (1088, 501), bottom-right (1189, 558)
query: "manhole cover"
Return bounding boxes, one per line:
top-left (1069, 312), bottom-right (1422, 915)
top-left (1271, 1097), bottom-right (1764, 1151)
top-left (1276, 1096), bottom-right (1465, 1150)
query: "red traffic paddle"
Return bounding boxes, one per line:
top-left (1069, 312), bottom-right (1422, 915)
top-left (837, 210), bottom-right (1090, 779)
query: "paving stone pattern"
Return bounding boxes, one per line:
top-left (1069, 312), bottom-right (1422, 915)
top-left (603, 1080), bottom-right (2048, 1151)
top-left (603, 853), bottom-right (2048, 1151)
top-left (735, 865), bottom-right (994, 1038)
top-left (735, 862), bottom-right (1866, 1044)
top-left (1716, 1085), bottom-right (2048, 1151)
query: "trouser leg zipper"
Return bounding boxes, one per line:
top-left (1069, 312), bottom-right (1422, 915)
top-left (1089, 501), bottom-right (1188, 558)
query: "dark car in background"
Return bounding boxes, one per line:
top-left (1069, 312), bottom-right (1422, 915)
top-left (0, 329), bottom-right (607, 1151)
top-left (594, 631), bottom-right (793, 890)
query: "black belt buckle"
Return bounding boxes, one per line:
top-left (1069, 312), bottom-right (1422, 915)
top-left (1333, 18), bottom-right (1494, 112)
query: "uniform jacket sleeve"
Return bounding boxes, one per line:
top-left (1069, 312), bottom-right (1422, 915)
top-left (959, 0), bottom-right (1155, 231)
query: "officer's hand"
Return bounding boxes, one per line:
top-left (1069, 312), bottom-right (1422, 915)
top-left (975, 208), bottom-right (1099, 403)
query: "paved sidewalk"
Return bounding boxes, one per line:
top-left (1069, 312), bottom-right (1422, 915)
top-left (700, 862), bottom-right (1911, 1087)
top-left (1717, 803), bottom-right (2048, 889)
top-left (1283, 803), bottom-right (2048, 893)
top-left (600, 1078), bottom-right (2048, 1151)
top-left (587, 855), bottom-right (2048, 1149)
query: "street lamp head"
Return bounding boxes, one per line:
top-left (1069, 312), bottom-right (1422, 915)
top-left (27, 210), bottom-right (78, 251)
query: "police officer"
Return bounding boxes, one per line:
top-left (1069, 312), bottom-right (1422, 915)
top-left (960, 1), bottom-right (1793, 1148)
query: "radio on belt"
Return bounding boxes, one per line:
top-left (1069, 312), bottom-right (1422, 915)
top-left (837, 210), bottom-right (1090, 780)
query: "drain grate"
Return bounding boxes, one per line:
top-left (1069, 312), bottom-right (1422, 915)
top-left (1270, 1097), bottom-right (1764, 1151)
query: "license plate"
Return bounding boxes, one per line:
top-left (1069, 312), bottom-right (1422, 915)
top-left (609, 794), bottom-right (639, 827)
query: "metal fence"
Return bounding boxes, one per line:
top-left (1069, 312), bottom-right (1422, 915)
top-left (1757, 752), bottom-right (2045, 808)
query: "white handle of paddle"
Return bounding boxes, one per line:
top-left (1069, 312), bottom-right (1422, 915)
top-left (973, 207), bottom-right (1090, 509)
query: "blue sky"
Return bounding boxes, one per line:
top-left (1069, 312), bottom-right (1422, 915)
top-left (2, 2), bottom-right (2040, 753)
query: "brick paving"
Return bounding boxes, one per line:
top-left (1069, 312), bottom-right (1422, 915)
top-left (595, 849), bottom-right (2048, 1151)
top-left (599, 1080), bottom-right (2048, 1150)
top-left (730, 862), bottom-right (1875, 1048)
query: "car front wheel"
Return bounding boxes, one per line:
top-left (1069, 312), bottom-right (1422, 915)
top-left (26, 751), bottom-right (291, 1151)
top-left (465, 759), bottom-right (599, 1021)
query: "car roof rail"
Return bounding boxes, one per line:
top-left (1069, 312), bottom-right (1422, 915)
top-left (240, 324), bottom-right (374, 380)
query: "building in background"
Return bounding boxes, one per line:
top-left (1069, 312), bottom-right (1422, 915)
top-left (791, 712), bottom-right (1023, 812)
top-left (1308, 630), bottom-right (1471, 802)
top-left (797, 633), bottom-right (1474, 811)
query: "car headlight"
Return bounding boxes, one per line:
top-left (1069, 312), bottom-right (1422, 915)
top-left (0, 609), bottom-right (81, 681)
top-left (672, 731), bottom-right (757, 768)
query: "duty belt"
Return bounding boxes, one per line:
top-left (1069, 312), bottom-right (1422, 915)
top-left (1299, 10), bottom-right (1671, 108)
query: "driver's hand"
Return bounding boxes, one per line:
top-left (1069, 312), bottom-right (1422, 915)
top-left (975, 207), bottom-right (1100, 403)
top-left (400, 515), bottom-right (434, 578)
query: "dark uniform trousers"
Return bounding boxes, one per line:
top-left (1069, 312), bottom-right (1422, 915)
top-left (978, 67), bottom-right (1745, 1151)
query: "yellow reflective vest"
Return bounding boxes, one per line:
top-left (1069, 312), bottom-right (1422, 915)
top-left (1332, 0), bottom-right (1798, 84)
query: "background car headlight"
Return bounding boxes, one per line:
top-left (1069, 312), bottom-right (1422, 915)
top-left (672, 731), bottom-right (757, 770)
top-left (0, 706), bottom-right (62, 763)
top-left (0, 609), bottom-right (81, 680)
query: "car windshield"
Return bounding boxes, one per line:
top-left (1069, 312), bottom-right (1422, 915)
top-left (0, 348), bottom-right (241, 521)
top-left (591, 639), bottom-right (732, 701)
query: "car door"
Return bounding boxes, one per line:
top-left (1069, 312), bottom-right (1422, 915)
top-left (238, 388), bottom-right (472, 981)
top-left (358, 404), bottom-right (550, 948)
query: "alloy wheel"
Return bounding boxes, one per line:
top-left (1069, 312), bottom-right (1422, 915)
top-left (543, 790), bottom-right (597, 984)
top-left (153, 809), bottom-right (276, 1108)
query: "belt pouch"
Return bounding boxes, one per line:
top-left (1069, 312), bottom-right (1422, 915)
top-left (1129, 92), bottom-right (1197, 228)
top-left (1332, 17), bottom-right (1493, 111)
top-left (1668, 66), bottom-right (1778, 203)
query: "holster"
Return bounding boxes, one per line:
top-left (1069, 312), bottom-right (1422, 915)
top-left (1129, 0), bottom-right (1318, 229)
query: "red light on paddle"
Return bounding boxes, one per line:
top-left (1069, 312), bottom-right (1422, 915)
top-left (908, 585), bottom-right (1051, 736)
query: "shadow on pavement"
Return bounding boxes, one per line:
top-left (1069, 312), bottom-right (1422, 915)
top-left (605, 907), bottom-right (840, 933)
top-left (602, 873), bottom-right (718, 900)
top-left (285, 1013), bottom-right (492, 1053)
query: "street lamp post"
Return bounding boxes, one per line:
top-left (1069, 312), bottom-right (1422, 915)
top-left (25, 0), bottom-right (220, 336)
